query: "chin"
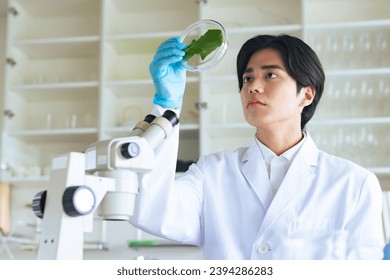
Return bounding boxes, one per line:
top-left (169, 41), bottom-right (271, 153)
top-left (245, 113), bottom-right (270, 127)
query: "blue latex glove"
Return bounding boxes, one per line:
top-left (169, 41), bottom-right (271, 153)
top-left (150, 37), bottom-right (187, 109)
top-left (384, 244), bottom-right (390, 260)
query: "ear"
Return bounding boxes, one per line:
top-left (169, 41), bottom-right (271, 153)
top-left (300, 85), bottom-right (315, 107)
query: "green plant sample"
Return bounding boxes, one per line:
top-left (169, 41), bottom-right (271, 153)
top-left (184, 29), bottom-right (223, 61)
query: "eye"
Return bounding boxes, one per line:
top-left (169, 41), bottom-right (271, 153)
top-left (243, 75), bottom-right (253, 83)
top-left (265, 72), bottom-right (277, 79)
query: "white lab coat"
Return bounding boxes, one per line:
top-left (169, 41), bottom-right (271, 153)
top-left (130, 122), bottom-right (385, 259)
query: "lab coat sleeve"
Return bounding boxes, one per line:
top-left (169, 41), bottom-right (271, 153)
top-left (345, 172), bottom-right (385, 259)
top-left (129, 105), bottom-right (204, 246)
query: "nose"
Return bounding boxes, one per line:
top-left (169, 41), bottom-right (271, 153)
top-left (247, 77), bottom-right (264, 95)
top-left (248, 82), bottom-right (263, 95)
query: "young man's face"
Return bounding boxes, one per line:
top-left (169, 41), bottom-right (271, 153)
top-left (240, 48), bottom-right (313, 131)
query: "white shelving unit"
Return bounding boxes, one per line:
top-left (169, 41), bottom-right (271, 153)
top-left (303, 0), bottom-right (390, 183)
top-left (1, 0), bottom-right (389, 258)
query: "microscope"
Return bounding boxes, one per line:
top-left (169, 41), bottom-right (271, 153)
top-left (31, 110), bottom-right (179, 259)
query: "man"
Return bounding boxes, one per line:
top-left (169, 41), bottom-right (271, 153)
top-left (129, 34), bottom-right (385, 259)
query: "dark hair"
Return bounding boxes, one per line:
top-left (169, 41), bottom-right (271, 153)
top-left (236, 34), bottom-right (325, 129)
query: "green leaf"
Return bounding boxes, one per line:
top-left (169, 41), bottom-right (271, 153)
top-left (184, 29), bottom-right (223, 61)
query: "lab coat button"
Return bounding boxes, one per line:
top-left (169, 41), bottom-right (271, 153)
top-left (257, 243), bottom-right (269, 255)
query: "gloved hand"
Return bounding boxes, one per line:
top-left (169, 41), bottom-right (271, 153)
top-left (384, 243), bottom-right (390, 260)
top-left (150, 37), bottom-right (187, 109)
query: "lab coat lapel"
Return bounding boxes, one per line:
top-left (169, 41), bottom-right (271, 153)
top-left (241, 140), bottom-right (273, 210)
top-left (258, 133), bottom-right (319, 234)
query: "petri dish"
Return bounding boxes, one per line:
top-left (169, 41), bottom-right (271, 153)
top-left (179, 19), bottom-right (228, 72)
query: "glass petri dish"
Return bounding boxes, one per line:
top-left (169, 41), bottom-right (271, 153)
top-left (179, 19), bottom-right (228, 72)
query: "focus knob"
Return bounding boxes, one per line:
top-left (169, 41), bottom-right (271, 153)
top-left (32, 190), bottom-right (47, 219)
top-left (62, 186), bottom-right (96, 217)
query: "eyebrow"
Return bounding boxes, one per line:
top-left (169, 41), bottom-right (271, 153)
top-left (243, 64), bottom-right (285, 74)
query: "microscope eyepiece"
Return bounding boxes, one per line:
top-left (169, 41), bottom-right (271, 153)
top-left (143, 114), bottom-right (156, 124)
top-left (162, 110), bottom-right (179, 127)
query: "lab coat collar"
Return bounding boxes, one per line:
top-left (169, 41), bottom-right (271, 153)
top-left (256, 131), bottom-right (307, 163)
top-left (255, 131), bottom-right (308, 176)
top-left (241, 131), bottom-right (318, 170)
top-left (240, 131), bottom-right (319, 220)
top-left (241, 137), bottom-right (274, 210)
top-left (295, 130), bottom-right (318, 167)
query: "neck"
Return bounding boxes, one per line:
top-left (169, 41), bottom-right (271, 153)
top-left (256, 124), bottom-right (303, 156)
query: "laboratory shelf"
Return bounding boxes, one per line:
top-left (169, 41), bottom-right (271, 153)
top-left (12, 40), bottom-right (99, 61)
top-left (8, 129), bottom-right (98, 143)
top-left (227, 24), bottom-right (302, 35)
top-left (104, 76), bottom-right (199, 87)
top-left (4, 175), bottom-right (49, 184)
top-left (106, 32), bottom-right (181, 41)
top-left (11, 81), bottom-right (99, 90)
top-left (310, 117), bottom-right (390, 126)
top-left (14, 35), bottom-right (100, 46)
top-left (306, 19), bottom-right (390, 30)
top-left (325, 68), bottom-right (390, 77)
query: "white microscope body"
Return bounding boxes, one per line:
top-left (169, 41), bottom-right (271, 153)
top-left (32, 111), bottom-right (179, 259)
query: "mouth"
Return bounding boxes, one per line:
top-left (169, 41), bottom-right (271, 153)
top-left (247, 99), bottom-right (266, 108)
